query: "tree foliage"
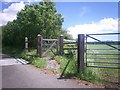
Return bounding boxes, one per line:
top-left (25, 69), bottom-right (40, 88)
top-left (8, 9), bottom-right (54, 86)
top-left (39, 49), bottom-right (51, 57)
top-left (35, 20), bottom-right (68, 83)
top-left (2, 0), bottom-right (72, 48)
top-left (60, 28), bottom-right (73, 40)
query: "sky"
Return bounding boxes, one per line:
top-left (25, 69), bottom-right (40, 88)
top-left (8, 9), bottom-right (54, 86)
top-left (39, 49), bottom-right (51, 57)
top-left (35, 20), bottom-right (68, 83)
top-left (0, 0), bottom-right (119, 40)
top-left (56, 2), bottom-right (118, 28)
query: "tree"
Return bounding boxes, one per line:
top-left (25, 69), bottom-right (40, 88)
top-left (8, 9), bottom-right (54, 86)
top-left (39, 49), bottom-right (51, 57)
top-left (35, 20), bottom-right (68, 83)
top-left (60, 29), bottom-right (73, 40)
top-left (2, 20), bottom-right (21, 46)
top-left (2, 0), bottom-right (64, 47)
top-left (16, 0), bottom-right (64, 39)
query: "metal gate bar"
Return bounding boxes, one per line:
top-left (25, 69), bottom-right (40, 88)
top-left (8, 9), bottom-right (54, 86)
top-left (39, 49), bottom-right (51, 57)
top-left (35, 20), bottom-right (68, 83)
top-left (86, 35), bottom-right (120, 51)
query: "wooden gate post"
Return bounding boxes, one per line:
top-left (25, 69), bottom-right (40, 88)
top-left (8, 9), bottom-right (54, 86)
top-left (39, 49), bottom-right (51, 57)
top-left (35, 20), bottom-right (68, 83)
top-left (77, 34), bottom-right (85, 72)
top-left (58, 35), bottom-right (64, 55)
top-left (25, 37), bottom-right (28, 52)
top-left (37, 34), bottom-right (42, 57)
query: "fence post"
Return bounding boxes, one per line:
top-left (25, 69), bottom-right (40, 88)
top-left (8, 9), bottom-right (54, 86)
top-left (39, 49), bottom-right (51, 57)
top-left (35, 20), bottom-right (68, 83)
top-left (58, 35), bottom-right (64, 55)
top-left (56, 40), bottom-right (59, 54)
top-left (77, 34), bottom-right (85, 72)
top-left (37, 34), bottom-right (42, 57)
top-left (25, 37), bottom-right (28, 52)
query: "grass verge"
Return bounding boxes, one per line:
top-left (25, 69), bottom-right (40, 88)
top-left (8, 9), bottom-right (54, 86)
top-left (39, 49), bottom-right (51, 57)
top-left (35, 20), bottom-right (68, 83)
top-left (54, 55), bottom-right (103, 85)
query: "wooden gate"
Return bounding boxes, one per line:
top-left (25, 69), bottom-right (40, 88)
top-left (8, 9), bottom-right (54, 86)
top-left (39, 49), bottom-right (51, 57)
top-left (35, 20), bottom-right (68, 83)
top-left (42, 38), bottom-right (58, 57)
top-left (36, 34), bottom-right (60, 57)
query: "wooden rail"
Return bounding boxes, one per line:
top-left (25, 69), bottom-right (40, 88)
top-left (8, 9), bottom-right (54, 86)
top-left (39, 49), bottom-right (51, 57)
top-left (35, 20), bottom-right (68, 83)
top-left (43, 39), bottom-right (58, 41)
top-left (63, 48), bottom-right (77, 50)
top-left (63, 42), bottom-right (77, 44)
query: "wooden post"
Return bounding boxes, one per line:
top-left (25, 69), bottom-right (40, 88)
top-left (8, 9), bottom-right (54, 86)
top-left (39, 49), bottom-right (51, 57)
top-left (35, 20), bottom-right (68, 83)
top-left (58, 35), bottom-right (64, 55)
top-left (77, 34), bottom-right (85, 72)
top-left (25, 37), bottom-right (28, 52)
top-left (37, 34), bottom-right (42, 57)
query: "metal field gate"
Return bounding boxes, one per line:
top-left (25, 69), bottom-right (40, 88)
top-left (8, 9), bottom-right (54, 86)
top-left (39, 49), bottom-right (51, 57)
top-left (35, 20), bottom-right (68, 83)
top-left (85, 33), bottom-right (120, 69)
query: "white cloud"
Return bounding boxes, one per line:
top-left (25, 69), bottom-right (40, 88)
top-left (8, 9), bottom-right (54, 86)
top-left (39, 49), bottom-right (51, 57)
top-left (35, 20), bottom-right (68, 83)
top-left (1, 0), bottom-right (119, 2)
top-left (1, 0), bottom-right (21, 2)
top-left (0, 1), bottom-right (25, 26)
top-left (67, 18), bottom-right (118, 39)
top-left (1, 0), bottom-right (42, 2)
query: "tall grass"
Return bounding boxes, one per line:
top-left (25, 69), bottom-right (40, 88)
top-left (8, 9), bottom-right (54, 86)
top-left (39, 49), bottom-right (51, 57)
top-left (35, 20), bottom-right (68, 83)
top-left (85, 44), bottom-right (119, 88)
top-left (54, 55), bottom-right (103, 84)
top-left (59, 43), bottom-right (119, 88)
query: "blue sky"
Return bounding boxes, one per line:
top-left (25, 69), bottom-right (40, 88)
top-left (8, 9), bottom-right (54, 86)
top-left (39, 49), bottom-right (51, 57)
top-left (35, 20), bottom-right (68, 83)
top-left (0, 1), bottom-right (119, 40)
top-left (56, 2), bottom-right (118, 28)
